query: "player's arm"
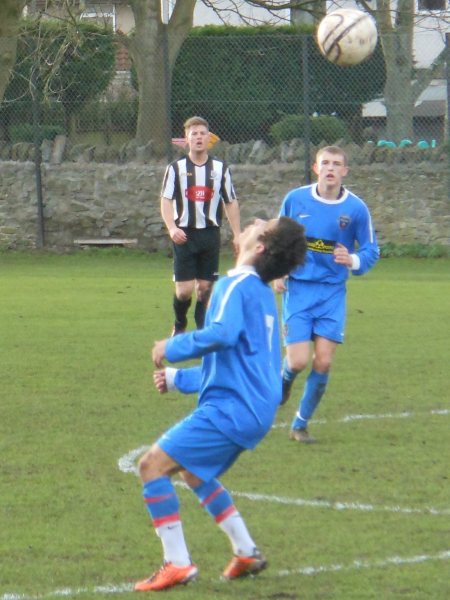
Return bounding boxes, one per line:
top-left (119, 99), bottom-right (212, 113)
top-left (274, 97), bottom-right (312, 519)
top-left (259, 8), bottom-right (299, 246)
top-left (160, 196), bottom-right (187, 245)
top-left (223, 200), bottom-right (241, 254)
top-left (153, 285), bottom-right (245, 366)
top-left (350, 208), bottom-right (379, 275)
top-left (154, 366), bottom-right (201, 395)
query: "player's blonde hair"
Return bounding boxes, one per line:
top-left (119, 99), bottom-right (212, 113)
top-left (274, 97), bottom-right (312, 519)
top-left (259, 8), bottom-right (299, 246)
top-left (316, 145), bottom-right (348, 166)
top-left (183, 116), bottom-right (209, 133)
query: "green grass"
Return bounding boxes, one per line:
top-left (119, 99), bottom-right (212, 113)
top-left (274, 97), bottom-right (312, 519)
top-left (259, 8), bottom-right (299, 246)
top-left (1, 251), bottom-right (449, 600)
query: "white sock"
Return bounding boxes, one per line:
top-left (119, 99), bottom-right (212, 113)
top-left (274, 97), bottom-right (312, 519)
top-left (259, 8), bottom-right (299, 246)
top-left (155, 521), bottom-right (191, 566)
top-left (218, 512), bottom-right (256, 557)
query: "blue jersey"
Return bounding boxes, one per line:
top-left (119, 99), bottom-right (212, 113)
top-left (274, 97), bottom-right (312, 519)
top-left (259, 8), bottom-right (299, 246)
top-left (280, 184), bottom-right (379, 284)
top-left (165, 265), bottom-right (282, 449)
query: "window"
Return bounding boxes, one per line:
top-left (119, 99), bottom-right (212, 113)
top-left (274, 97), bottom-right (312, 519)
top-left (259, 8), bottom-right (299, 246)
top-left (80, 3), bottom-right (116, 29)
top-left (418, 0), bottom-right (446, 10)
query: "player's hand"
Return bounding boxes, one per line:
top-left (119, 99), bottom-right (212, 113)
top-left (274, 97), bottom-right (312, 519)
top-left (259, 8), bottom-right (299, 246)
top-left (170, 227), bottom-right (187, 245)
top-left (152, 339), bottom-right (167, 368)
top-left (153, 369), bottom-right (168, 394)
top-left (273, 277), bottom-right (287, 294)
top-left (333, 243), bottom-right (352, 267)
top-left (232, 236), bottom-right (240, 256)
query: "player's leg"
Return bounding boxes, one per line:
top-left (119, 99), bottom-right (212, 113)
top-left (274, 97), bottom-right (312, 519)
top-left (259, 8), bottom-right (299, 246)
top-left (280, 278), bottom-right (314, 404)
top-left (172, 234), bottom-right (197, 335)
top-left (182, 470), bottom-right (267, 579)
top-left (194, 227), bottom-right (220, 329)
top-left (135, 444), bottom-right (197, 591)
top-left (290, 284), bottom-right (345, 442)
top-left (290, 337), bottom-right (337, 443)
top-left (194, 279), bottom-right (213, 329)
top-left (281, 341), bottom-right (310, 404)
top-left (173, 280), bottom-right (194, 334)
top-left (168, 409), bottom-right (266, 580)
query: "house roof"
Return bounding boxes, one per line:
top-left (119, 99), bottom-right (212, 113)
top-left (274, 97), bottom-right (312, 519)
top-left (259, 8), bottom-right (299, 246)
top-left (363, 79), bottom-right (447, 118)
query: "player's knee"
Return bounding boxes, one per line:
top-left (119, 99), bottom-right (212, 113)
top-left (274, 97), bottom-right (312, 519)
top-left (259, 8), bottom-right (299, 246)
top-left (137, 447), bottom-right (159, 481)
top-left (287, 356), bottom-right (309, 372)
top-left (176, 290), bottom-right (192, 302)
top-left (196, 286), bottom-right (212, 303)
top-left (312, 355), bottom-right (333, 373)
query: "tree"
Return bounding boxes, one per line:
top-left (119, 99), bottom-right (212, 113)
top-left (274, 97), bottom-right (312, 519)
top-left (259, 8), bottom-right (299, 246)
top-left (0, 0), bottom-right (27, 105)
top-left (357, 0), bottom-right (449, 142)
top-left (124, 0), bottom-right (196, 154)
top-left (2, 1), bottom-right (447, 150)
top-left (123, 0), bottom-right (327, 154)
top-left (2, 19), bottom-right (116, 141)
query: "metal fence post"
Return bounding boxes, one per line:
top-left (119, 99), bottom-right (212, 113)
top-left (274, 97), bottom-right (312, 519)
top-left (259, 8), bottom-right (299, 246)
top-left (302, 35), bottom-right (312, 185)
top-left (31, 67), bottom-right (45, 248)
top-left (161, 0), bottom-right (172, 163)
top-left (446, 33), bottom-right (450, 202)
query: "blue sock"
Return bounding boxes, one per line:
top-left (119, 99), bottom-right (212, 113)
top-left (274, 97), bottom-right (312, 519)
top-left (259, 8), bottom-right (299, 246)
top-left (142, 476), bottom-right (180, 527)
top-left (192, 479), bottom-right (236, 523)
top-left (292, 370), bottom-right (328, 430)
top-left (282, 357), bottom-right (298, 384)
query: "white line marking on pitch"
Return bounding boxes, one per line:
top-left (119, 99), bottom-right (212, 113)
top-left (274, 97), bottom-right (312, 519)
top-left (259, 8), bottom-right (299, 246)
top-left (277, 548), bottom-right (450, 577)
top-left (272, 407), bottom-right (450, 429)
top-left (117, 447), bottom-right (450, 517)
top-left (2, 550), bottom-right (449, 599)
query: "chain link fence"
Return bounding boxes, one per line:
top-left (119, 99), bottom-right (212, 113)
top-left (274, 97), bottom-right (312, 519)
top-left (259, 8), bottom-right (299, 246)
top-left (0, 28), bottom-right (448, 160)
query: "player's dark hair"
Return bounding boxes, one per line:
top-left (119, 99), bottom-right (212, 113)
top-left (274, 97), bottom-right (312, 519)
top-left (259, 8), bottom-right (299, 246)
top-left (254, 217), bottom-right (307, 283)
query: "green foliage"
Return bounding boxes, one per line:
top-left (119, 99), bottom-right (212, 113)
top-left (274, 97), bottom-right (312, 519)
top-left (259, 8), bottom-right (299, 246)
top-left (9, 123), bottom-right (65, 144)
top-left (1, 18), bottom-right (116, 140)
top-left (380, 242), bottom-right (449, 258)
top-left (270, 114), bottom-right (350, 144)
top-left (172, 26), bottom-right (385, 143)
top-left (76, 98), bottom-right (137, 134)
top-left (0, 253), bottom-right (449, 599)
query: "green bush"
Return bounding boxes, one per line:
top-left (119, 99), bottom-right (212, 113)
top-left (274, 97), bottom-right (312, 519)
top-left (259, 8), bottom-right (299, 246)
top-left (10, 124), bottom-right (65, 144)
top-left (270, 114), bottom-right (350, 145)
top-left (172, 27), bottom-right (385, 144)
top-left (380, 242), bottom-right (449, 258)
top-left (74, 99), bottom-right (137, 135)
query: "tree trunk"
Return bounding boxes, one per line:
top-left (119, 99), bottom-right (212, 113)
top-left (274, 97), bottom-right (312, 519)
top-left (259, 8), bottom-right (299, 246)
top-left (381, 31), bottom-right (415, 142)
top-left (376, 0), bottom-right (415, 143)
top-left (0, 0), bottom-right (27, 105)
top-left (129, 0), bottom-right (195, 155)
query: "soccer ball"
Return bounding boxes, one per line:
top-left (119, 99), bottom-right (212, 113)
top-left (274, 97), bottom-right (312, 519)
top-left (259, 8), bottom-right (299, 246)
top-left (316, 8), bottom-right (378, 67)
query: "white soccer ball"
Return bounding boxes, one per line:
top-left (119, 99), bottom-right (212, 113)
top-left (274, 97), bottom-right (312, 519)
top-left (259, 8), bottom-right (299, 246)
top-left (316, 8), bottom-right (378, 67)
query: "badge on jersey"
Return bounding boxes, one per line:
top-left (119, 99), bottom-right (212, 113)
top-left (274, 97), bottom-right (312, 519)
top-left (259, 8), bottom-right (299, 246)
top-left (339, 215), bottom-right (351, 229)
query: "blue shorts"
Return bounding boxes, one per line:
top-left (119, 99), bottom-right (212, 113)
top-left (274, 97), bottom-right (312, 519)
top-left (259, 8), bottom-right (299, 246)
top-left (282, 278), bottom-right (346, 345)
top-left (157, 406), bottom-right (243, 483)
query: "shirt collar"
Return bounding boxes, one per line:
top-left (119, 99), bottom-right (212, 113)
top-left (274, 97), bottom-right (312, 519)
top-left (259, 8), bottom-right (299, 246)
top-left (227, 264), bottom-right (259, 278)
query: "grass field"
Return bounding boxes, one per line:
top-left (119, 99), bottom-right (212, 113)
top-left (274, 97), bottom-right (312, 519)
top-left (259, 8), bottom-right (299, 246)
top-left (1, 251), bottom-right (449, 600)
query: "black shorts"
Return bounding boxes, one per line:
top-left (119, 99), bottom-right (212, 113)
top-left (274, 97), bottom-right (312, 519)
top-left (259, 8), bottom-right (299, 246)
top-left (173, 227), bottom-right (221, 282)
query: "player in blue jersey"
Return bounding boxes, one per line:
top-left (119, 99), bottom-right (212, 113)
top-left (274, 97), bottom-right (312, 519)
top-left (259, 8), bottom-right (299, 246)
top-left (133, 216), bottom-right (307, 592)
top-left (274, 146), bottom-right (379, 444)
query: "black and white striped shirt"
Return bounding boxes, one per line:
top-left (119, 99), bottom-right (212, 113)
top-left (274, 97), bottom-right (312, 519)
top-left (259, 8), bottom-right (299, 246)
top-left (161, 156), bottom-right (237, 229)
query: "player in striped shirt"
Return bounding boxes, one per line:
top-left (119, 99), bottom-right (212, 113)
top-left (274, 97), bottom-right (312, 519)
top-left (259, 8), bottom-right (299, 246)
top-left (161, 116), bottom-right (241, 335)
top-left (133, 216), bottom-right (307, 592)
top-left (275, 146), bottom-right (379, 443)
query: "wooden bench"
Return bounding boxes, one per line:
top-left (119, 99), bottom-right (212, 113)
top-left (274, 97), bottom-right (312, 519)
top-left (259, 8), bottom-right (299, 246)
top-left (73, 238), bottom-right (138, 248)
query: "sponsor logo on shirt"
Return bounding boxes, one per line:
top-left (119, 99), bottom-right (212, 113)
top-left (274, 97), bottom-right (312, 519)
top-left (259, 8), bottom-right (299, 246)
top-left (307, 237), bottom-right (335, 254)
top-left (185, 186), bottom-right (213, 202)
